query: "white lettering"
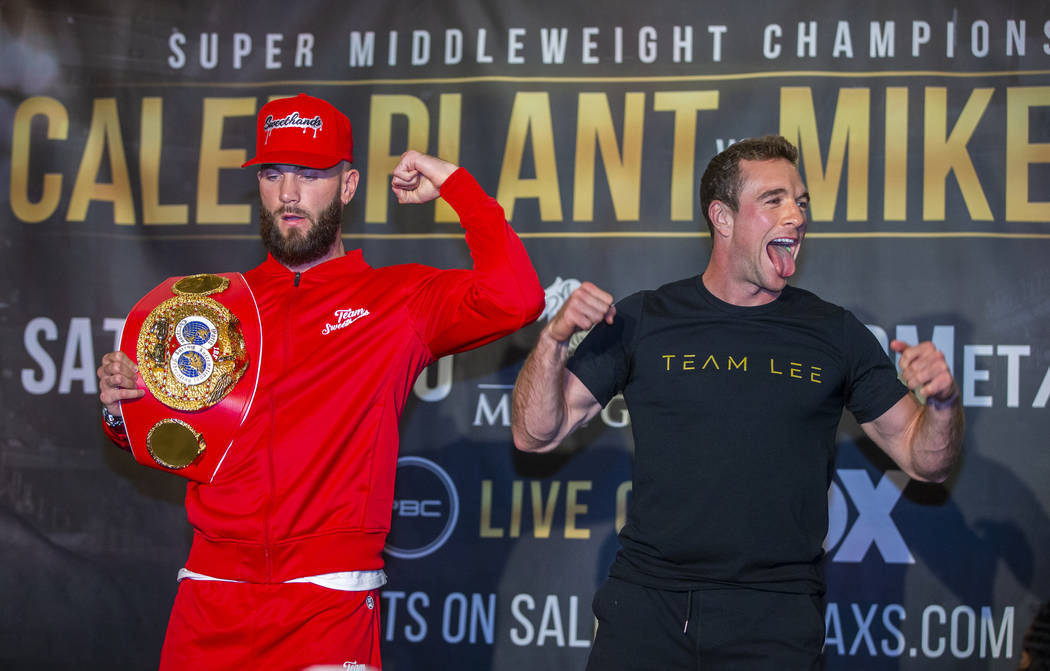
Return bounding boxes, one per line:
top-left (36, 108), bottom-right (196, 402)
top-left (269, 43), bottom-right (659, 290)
top-left (22, 317), bottom-right (58, 395)
top-left (764, 24), bottom-right (782, 59)
top-left (412, 30), bottom-right (430, 66)
top-left (540, 28), bottom-right (568, 64)
top-left (265, 33), bottom-right (282, 69)
top-left (963, 345), bottom-right (994, 407)
top-left (445, 29), bottom-right (463, 65)
top-left (508, 28), bottom-right (526, 64)
top-left (349, 31), bottom-right (375, 67)
top-left (582, 27), bottom-right (599, 64)
top-left (168, 30), bottom-right (186, 69)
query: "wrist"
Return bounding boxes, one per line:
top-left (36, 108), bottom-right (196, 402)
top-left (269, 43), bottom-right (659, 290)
top-left (539, 322), bottom-right (573, 348)
top-left (927, 389), bottom-right (959, 411)
top-left (101, 405), bottom-right (125, 429)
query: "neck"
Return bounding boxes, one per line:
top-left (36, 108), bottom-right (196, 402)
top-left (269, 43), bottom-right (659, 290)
top-left (701, 258), bottom-right (782, 307)
top-left (279, 237), bottom-right (346, 274)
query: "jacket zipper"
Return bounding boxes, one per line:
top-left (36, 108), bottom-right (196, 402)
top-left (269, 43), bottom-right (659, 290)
top-left (265, 269), bottom-right (302, 581)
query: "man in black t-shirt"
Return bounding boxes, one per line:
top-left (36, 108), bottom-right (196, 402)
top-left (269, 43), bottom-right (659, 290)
top-left (511, 136), bottom-right (964, 670)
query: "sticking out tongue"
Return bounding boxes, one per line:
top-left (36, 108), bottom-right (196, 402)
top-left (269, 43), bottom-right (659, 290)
top-left (767, 241), bottom-right (796, 278)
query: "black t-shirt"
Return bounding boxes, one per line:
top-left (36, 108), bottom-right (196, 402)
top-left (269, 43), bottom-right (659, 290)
top-left (568, 276), bottom-right (907, 594)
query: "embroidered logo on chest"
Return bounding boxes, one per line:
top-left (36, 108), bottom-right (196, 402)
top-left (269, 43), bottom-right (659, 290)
top-left (322, 307), bottom-right (371, 335)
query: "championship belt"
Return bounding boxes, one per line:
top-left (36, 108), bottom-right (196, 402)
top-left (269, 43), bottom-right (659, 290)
top-left (118, 273), bottom-right (261, 482)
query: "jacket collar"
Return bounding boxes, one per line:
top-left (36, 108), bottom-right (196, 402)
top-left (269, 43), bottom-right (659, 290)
top-left (256, 250), bottom-right (371, 280)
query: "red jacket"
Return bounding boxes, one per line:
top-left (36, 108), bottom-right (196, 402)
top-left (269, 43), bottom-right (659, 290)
top-left (106, 168), bottom-right (543, 583)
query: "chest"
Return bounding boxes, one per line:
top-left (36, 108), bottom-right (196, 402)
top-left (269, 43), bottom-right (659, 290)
top-left (626, 315), bottom-right (849, 417)
top-left (251, 276), bottom-right (426, 380)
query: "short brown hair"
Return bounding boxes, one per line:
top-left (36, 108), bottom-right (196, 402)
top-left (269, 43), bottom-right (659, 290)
top-left (699, 135), bottom-right (799, 234)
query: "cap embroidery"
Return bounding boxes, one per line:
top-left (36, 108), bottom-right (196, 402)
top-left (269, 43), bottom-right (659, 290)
top-left (262, 111), bottom-right (324, 143)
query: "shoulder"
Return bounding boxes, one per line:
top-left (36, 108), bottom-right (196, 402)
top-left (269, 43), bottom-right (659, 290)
top-left (370, 262), bottom-right (443, 283)
top-left (627, 276), bottom-right (703, 316)
top-left (780, 285), bottom-right (846, 320)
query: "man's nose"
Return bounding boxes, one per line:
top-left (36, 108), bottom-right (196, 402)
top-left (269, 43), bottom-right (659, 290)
top-left (279, 174), bottom-right (300, 203)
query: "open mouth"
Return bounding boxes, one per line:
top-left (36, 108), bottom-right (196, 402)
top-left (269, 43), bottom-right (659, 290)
top-left (767, 237), bottom-right (797, 278)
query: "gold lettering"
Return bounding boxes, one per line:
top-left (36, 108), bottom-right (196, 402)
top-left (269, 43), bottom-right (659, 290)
top-left (1005, 86), bottom-right (1050, 222)
top-left (573, 92), bottom-right (645, 221)
top-left (68, 98), bottom-right (135, 224)
top-left (769, 358), bottom-right (783, 375)
top-left (780, 87), bottom-right (870, 221)
top-left (510, 480), bottom-right (522, 538)
top-left (615, 480), bottom-right (632, 534)
top-left (728, 356), bottom-right (747, 371)
top-left (497, 92), bottom-right (563, 221)
top-left (653, 91), bottom-right (720, 220)
top-left (790, 362), bottom-right (803, 379)
top-left (682, 354), bottom-right (695, 371)
top-left (435, 93), bottom-right (462, 223)
top-left (702, 355), bottom-right (719, 370)
top-left (11, 96), bottom-right (67, 223)
top-left (564, 481), bottom-right (591, 539)
top-left (883, 87), bottom-right (909, 221)
top-left (663, 354), bottom-right (675, 370)
top-left (531, 481), bottom-right (560, 539)
top-left (196, 97), bottom-right (254, 224)
top-left (365, 94), bottom-right (430, 223)
top-left (923, 87), bottom-right (993, 221)
top-left (141, 97), bottom-right (188, 225)
top-left (479, 480), bottom-right (503, 538)
top-left (811, 366), bottom-right (822, 383)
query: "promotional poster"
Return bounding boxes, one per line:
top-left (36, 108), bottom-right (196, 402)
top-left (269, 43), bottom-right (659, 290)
top-left (2, 1), bottom-right (1048, 668)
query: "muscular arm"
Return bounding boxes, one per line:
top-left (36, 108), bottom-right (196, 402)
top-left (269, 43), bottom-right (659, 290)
top-left (393, 150), bottom-right (545, 356)
top-left (860, 340), bottom-right (964, 482)
top-left (511, 283), bottom-right (614, 453)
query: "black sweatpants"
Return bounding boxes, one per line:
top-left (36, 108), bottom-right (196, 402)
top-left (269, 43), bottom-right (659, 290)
top-left (585, 577), bottom-right (825, 670)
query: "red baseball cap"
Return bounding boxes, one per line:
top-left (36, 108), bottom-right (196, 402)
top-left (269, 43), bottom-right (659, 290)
top-left (242, 93), bottom-right (353, 169)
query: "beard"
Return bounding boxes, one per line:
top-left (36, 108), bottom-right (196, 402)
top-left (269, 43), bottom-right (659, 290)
top-left (259, 194), bottom-right (343, 267)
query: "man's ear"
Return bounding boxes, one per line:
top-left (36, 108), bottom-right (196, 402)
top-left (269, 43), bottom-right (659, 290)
top-left (709, 201), bottom-right (734, 239)
top-left (341, 168), bottom-right (360, 205)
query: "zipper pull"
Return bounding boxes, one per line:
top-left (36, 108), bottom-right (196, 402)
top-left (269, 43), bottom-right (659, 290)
top-left (294, 271), bottom-right (301, 287)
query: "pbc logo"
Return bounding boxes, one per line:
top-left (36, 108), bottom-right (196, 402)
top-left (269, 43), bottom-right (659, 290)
top-left (825, 469), bottom-right (914, 564)
top-left (385, 457), bottom-right (459, 560)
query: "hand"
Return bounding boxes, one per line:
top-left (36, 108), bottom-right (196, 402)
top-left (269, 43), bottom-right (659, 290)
top-left (96, 351), bottom-right (144, 416)
top-left (545, 282), bottom-right (616, 344)
top-left (391, 150), bottom-right (458, 205)
top-left (890, 340), bottom-right (957, 406)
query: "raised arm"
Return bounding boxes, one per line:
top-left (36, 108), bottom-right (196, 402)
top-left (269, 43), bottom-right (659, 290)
top-left (860, 339), bottom-right (964, 482)
top-left (393, 151), bottom-right (544, 357)
top-left (511, 283), bottom-right (615, 453)
top-left (391, 150), bottom-right (457, 204)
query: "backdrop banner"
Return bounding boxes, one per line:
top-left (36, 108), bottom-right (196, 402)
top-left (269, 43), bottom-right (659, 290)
top-left (2, 1), bottom-right (1048, 669)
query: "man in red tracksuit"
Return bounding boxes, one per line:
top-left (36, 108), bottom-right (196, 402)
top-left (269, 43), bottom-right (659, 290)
top-left (95, 94), bottom-right (544, 670)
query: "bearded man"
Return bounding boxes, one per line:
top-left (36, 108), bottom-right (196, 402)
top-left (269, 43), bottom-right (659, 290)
top-left (96, 93), bottom-right (544, 670)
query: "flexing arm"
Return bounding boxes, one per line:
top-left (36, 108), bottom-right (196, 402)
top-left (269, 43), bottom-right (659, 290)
top-left (860, 339), bottom-right (964, 482)
top-left (391, 150), bottom-right (457, 204)
top-left (511, 283), bottom-right (615, 453)
top-left (394, 151), bottom-right (545, 356)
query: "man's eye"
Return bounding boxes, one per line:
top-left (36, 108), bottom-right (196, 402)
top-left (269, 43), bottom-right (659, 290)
top-left (797, 200), bottom-right (809, 210)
